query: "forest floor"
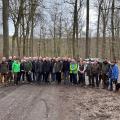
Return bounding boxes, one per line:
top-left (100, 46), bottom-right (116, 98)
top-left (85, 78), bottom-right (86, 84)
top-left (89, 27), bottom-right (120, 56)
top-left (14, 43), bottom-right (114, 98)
top-left (0, 83), bottom-right (120, 120)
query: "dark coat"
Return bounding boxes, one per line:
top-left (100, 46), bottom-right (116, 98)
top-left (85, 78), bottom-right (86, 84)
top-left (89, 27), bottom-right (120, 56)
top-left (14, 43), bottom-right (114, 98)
top-left (36, 60), bottom-right (43, 73)
top-left (101, 62), bottom-right (110, 74)
top-left (62, 61), bottom-right (70, 72)
top-left (86, 63), bottom-right (92, 76)
top-left (91, 63), bottom-right (100, 74)
top-left (43, 60), bottom-right (51, 73)
top-left (0, 62), bottom-right (9, 74)
top-left (20, 62), bottom-right (25, 72)
top-left (55, 61), bottom-right (63, 73)
top-left (32, 61), bottom-right (37, 73)
top-left (7, 60), bottom-right (13, 71)
top-left (50, 60), bottom-right (55, 73)
top-left (24, 61), bottom-right (32, 72)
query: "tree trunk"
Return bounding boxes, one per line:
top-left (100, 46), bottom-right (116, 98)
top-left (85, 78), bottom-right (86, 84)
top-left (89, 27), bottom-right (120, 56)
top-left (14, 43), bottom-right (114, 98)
top-left (111, 0), bottom-right (115, 59)
top-left (2, 0), bottom-right (9, 58)
top-left (86, 0), bottom-right (89, 58)
top-left (102, 19), bottom-right (106, 59)
top-left (72, 0), bottom-right (78, 58)
top-left (96, 0), bottom-right (103, 58)
top-left (53, 14), bottom-right (56, 57)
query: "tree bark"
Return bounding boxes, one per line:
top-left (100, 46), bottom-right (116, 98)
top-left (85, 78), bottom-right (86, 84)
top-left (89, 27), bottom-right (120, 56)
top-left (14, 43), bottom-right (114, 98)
top-left (86, 0), bottom-right (89, 58)
top-left (111, 0), bottom-right (115, 59)
top-left (96, 0), bottom-right (103, 58)
top-left (2, 0), bottom-right (9, 58)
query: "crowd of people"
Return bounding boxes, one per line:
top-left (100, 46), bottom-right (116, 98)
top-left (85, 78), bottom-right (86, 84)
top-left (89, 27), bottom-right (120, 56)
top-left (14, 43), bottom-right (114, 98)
top-left (0, 56), bottom-right (119, 92)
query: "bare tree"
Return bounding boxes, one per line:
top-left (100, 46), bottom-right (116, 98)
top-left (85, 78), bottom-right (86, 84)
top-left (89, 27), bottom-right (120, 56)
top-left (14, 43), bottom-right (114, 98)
top-left (2, 0), bottom-right (9, 58)
top-left (86, 0), bottom-right (89, 58)
top-left (111, 0), bottom-right (115, 59)
top-left (101, 0), bottom-right (111, 58)
top-left (96, 0), bottom-right (104, 58)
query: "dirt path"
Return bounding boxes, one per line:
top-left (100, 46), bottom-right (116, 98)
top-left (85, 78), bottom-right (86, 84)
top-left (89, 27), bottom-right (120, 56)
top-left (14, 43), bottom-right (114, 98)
top-left (0, 84), bottom-right (120, 120)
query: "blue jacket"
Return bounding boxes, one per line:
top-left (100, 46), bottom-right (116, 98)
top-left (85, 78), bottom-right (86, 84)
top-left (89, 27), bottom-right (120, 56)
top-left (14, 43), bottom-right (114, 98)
top-left (109, 64), bottom-right (119, 80)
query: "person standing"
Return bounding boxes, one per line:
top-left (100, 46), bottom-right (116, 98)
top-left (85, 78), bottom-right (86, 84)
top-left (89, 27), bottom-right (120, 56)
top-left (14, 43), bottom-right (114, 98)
top-left (78, 60), bottom-right (86, 86)
top-left (20, 59), bottom-right (25, 83)
top-left (36, 57), bottom-right (43, 84)
top-left (69, 59), bottom-right (79, 85)
top-left (43, 58), bottom-right (51, 84)
top-left (0, 57), bottom-right (9, 86)
top-left (12, 58), bottom-right (21, 85)
top-left (86, 59), bottom-right (92, 86)
top-left (7, 56), bottom-right (14, 84)
top-left (62, 57), bottom-right (70, 85)
top-left (50, 58), bottom-right (56, 82)
top-left (31, 57), bottom-right (37, 82)
top-left (24, 58), bottom-right (32, 83)
top-left (108, 60), bottom-right (119, 91)
top-left (101, 59), bottom-right (110, 89)
top-left (91, 61), bottom-right (100, 88)
top-left (55, 58), bottom-right (63, 84)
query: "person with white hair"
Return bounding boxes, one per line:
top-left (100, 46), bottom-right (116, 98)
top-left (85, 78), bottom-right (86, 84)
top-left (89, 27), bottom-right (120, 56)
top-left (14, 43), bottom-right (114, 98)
top-left (55, 57), bottom-right (63, 84)
top-left (91, 60), bottom-right (100, 88)
top-left (78, 60), bottom-right (86, 86)
top-left (0, 57), bottom-right (9, 86)
top-left (7, 56), bottom-right (14, 84)
top-left (69, 59), bottom-right (79, 85)
top-left (24, 57), bottom-right (32, 83)
top-left (108, 59), bottom-right (119, 91)
top-left (12, 58), bottom-right (21, 85)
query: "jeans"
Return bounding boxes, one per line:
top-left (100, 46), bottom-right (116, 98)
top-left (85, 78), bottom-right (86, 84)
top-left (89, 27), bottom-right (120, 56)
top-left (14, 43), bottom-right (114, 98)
top-left (88, 75), bottom-right (92, 86)
top-left (78, 73), bottom-right (85, 85)
top-left (63, 71), bottom-right (69, 84)
top-left (20, 71), bottom-right (25, 81)
top-left (43, 72), bottom-right (49, 83)
top-left (14, 72), bottom-right (21, 85)
top-left (37, 72), bottom-right (42, 83)
top-left (56, 72), bottom-right (61, 84)
top-left (51, 73), bottom-right (56, 82)
top-left (70, 73), bottom-right (77, 84)
top-left (92, 73), bottom-right (99, 87)
top-left (26, 72), bottom-right (32, 83)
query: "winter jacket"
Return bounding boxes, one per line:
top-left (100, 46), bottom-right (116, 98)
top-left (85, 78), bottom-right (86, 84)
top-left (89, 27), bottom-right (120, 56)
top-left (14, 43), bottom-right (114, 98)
top-left (101, 62), bottom-right (110, 74)
top-left (24, 61), bottom-right (32, 72)
top-left (32, 61), bottom-right (37, 73)
top-left (0, 62), bottom-right (9, 74)
top-left (43, 60), bottom-right (51, 73)
top-left (62, 61), bottom-right (70, 72)
top-left (50, 60), bottom-right (55, 73)
top-left (36, 60), bottom-right (43, 73)
top-left (109, 64), bottom-right (119, 80)
top-left (54, 61), bottom-right (63, 73)
top-left (86, 63), bottom-right (92, 76)
top-left (78, 64), bottom-right (86, 75)
top-left (70, 62), bottom-right (79, 74)
top-left (8, 60), bottom-right (13, 71)
top-left (12, 61), bottom-right (20, 73)
top-left (20, 62), bottom-right (25, 72)
top-left (91, 63), bottom-right (100, 74)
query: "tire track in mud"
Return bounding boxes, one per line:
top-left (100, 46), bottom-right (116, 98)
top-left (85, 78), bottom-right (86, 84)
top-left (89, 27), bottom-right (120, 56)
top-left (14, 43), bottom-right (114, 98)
top-left (22, 87), bottom-right (48, 120)
top-left (24, 85), bottom-right (60, 120)
top-left (0, 84), bottom-right (120, 120)
top-left (40, 98), bottom-right (49, 119)
top-left (0, 86), bottom-right (19, 99)
top-left (0, 85), bottom-right (44, 120)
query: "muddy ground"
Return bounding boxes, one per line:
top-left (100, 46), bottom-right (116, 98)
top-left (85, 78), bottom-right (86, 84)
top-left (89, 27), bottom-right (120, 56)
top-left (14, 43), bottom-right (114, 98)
top-left (0, 84), bottom-right (120, 120)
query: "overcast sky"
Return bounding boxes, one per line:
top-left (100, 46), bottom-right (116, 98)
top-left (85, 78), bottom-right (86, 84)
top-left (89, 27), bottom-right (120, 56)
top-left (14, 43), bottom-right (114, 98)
top-left (0, 0), bottom-right (97, 37)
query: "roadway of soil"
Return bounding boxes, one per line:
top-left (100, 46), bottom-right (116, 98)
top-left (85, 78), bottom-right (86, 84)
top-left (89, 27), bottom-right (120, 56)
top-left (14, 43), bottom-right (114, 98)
top-left (0, 84), bottom-right (120, 120)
